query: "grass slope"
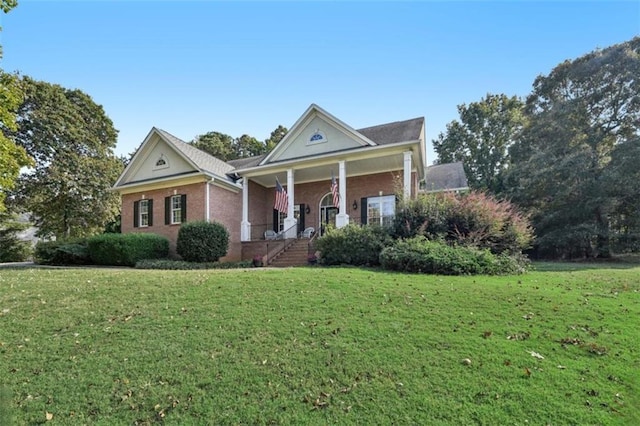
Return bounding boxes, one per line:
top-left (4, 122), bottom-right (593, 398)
top-left (0, 265), bottom-right (638, 425)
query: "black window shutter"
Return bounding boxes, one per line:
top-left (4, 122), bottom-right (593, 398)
top-left (360, 197), bottom-right (368, 225)
top-left (272, 209), bottom-right (278, 232)
top-left (181, 194), bottom-right (187, 222)
top-left (148, 199), bottom-right (153, 226)
top-left (299, 204), bottom-right (305, 233)
top-left (165, 197), bottom-right (171, 225)
top-left (133, 201), bottom-right (139, 228)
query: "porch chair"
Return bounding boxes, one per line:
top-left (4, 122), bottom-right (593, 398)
top-left (301, 227), bottom-right (315, 238)
top-left (264, 230), bottom-right (278, 240)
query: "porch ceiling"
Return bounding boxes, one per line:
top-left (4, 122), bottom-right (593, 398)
top-left (247, 152), bottom-right (408, 187)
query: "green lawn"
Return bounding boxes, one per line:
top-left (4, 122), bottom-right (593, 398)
top-left (0, 264), bottom-right (638, 425)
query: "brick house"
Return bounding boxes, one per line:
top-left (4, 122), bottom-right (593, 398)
top-left (112, 104), bottom-right (467, 263)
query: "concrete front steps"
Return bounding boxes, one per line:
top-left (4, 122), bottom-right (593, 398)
top-left (269, 238), bottom-right (311, 267)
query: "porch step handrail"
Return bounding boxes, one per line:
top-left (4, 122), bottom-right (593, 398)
top-left (266, 221), bottom-right (299, 265)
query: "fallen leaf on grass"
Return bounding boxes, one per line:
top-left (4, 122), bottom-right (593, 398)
top-left (45, 412), bottom-right (53, 421)
top-left (528, 350), bottom-right (544, 359)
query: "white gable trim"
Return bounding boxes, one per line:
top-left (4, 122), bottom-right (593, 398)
top-left (113, 127), bottom-right (202, 188)
top-left (259, 104), bottom-right (377, 166)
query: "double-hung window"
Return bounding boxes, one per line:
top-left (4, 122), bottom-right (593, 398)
top-left (165, 194), bottom-right (187, 225)
top-left (363, 195), bottom-right (396, 227)
top-left (133, 199), bottom-right (153, 228)
top-left (171, 195), bottom-right (182, 224)
top-left (140, 200), bottom-right (150, 227)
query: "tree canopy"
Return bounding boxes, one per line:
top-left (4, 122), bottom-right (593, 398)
top-left (507, 37), bottom-right (640, 257)
top-left (0, 71), bottom-right (32, 212)
top-left (433, 93), bottom-right (526, 194)
top-left (7, 77), bottom-right (123, 239)
top-left (191, 125), bottom-right (288, 161)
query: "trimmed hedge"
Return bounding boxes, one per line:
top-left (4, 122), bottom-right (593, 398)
top-left (176, 221), bottom-right (229, 263)
top-left (34, 239), bottom-right (90, 265)
top-left (135, 259), bottom-right (252, 270)
top-left (87, 233), bottom-right (169, 266)
top-left (379, 236), bottom-right (529, 275)
top-left (315, 224), bottom-right (392, 266)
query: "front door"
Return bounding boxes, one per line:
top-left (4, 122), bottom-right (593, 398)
top-left (319, 192), bottom-right (340, 235)
top-left (320, 206), bottom-right (338, 235)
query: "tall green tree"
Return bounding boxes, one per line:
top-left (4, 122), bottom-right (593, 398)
top-left (0, 71), bottom-right (32, 212)
top-left (234, 134), bottom-right (264, 158)
top-left (191, 131), bottom-right (235, 161)
top-left (265, 124), bottom-right (288, 151)
top-left (0, 3), bottom-right (33, 212)
top-left (190, 127), bottom-right (286, 161)
top-left (508, 37), bottom-right (640, 258)
top-left (433, 94), bottom-right (526, 193)
top-left (8, 77), bottom-right (123, 239)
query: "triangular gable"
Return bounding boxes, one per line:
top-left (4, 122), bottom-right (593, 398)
top-left (113, 127), bottom-right (201, 188)
top-left (260, 104), bottom-right (377, 165)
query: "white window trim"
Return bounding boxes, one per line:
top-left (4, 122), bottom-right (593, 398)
top-left (171, 195), bottom-right (182, 224)
top-left (367, 195), bottom-right (395, 226)
top-left (139, 199), bottom-right (149, 227)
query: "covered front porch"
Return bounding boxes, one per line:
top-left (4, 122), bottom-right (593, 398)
top-left (237, 146), bottom-right (418, 244)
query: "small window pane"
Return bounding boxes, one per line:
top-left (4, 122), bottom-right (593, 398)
top-left (140, 200), bottom-right (149, 227)
top-left (367, 195), bottom-right (395, 226)
top-left (171, 195), bottom-right (182, 224)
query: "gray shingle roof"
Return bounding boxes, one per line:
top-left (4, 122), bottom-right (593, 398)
top-left (357, 117), bottom-right (424, 145)
top-left (423, 162), bottom-right (469, 192)
top-left (227, 154), bottom-right (267, 170)
top-left (156, 128), bottom-right (236, 179)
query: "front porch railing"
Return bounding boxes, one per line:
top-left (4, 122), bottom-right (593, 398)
top-left (266, 221), bottom-right (298, 265)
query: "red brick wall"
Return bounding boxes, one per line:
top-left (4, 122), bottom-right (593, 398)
top-left (209, 183), bottom-right (242, 261)
top-left (121, 181), bottom-right (242, 260)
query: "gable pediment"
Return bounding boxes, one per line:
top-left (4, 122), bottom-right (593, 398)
top-left (115, 129), bottom-right (198, 187)
top-left (261, 104), bottom-right (376, 165)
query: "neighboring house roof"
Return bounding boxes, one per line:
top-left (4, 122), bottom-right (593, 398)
top-left (155, 128), bottom-right (236, 178)
top-left (423, 162), bottom-right (469, 192)
top-left (357, 117), bottom-right (424, 145)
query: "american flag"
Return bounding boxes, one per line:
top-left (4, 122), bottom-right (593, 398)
top-left (274, 178), bottom-right (288, 213)
top-left (331, 172), bottom-right (340, 209)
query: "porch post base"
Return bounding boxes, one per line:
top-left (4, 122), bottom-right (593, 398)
top-left (336, 213), bottom-right (350, 229)
top-left (283, 217), bottom-right (298, 239)
top-left (241, 221), bottom-right (252, 242)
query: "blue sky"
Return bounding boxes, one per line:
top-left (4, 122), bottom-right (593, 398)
top-left (1, 1), bottom-right (638, 163)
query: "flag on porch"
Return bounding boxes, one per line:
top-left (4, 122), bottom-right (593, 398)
top-left (274, 178), bottom-right (288, 213)
top-left (331, 172), bottom-right (340, 209)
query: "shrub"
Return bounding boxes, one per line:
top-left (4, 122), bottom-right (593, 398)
top-left (0, 214), bottom-right (33, 262)
top-left (135, 259), bottom-right (252, 270)
top-left (379, 236), bottom-right (528, 275)
top-left (176, 221), bottom-right (229, 263)
top-left (315, 224), bottom-right (392, 266)
top-left (34, 239), bottom-right (90, 265)
top-left (393, 191), bottom-right (533, 255)
top-left (87, 233), bottom-right (169, 266)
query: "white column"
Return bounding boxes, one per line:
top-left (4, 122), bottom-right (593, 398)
top-left (403, 151), bottom-right (412, 200)
top-left (205, 180), bottom-right (210, 222)
top-left (283, 168), bottom-right (297, 238)
top-left (335, 160), bottom-right (350, 228)
top-left (241, 177), bottom-right (251, 241)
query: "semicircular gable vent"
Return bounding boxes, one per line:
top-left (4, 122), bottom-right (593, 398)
top-left (153, 154), bottom-right (170, 170)
top-left (308, 130), bottom-right (327, 145)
